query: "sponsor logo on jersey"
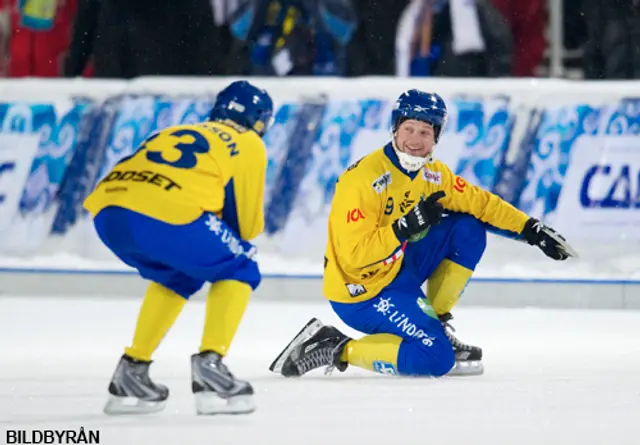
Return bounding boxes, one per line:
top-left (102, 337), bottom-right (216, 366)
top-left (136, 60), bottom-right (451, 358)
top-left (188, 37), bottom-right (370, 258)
top-left (102, 170), bottom-right (182, 191)
top-left (384, 197), bottom-right (394, 215)
top-left (453, 176), bottom-right (467, 193)
top-left (360, 269), bottom-right (379, 280)
top-left (347, 208), bottom-right (365, 223)
top-left (205, 215), bottom-right (257, 261)
top-left (346, 283), bottom-right (367, 297)
top-left (372, 171), bottom-right (392, 194)
top-left (372, 361), bottom-right (397, 375)
top-left (399, 191), bottom-right (415, 213)
top-left (422, 168), bottom-right (442, 185)
top-left (373, 297), bottom-right (436, 347)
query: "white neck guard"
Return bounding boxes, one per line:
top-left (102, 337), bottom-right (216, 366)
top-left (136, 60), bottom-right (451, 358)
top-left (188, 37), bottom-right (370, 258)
top-left (391, 136), bottom-right (434, 172)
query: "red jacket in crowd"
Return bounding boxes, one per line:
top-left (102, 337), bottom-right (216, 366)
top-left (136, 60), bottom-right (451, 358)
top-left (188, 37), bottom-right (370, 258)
top-left (490, 0), bottom-right (546, 77)
top-left (7, 0), bottom-right (91, 77)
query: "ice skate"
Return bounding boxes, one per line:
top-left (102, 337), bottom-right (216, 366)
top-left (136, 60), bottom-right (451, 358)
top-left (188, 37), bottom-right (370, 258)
top-left (103, 355), bottom-right (169, 415)
top-left (269, 318), bottom-right (324, 374)
top-left (440, 313), bottom-right (484, 376)
top-left (269, 318), bottom-right (351, 377)
top-left (191, 351), bottom-right (255, 415)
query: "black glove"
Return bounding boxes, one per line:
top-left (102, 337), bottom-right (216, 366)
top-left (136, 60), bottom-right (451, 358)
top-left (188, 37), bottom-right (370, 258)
top-left (393, 191), bottom-right (445, 242)
top-left (521, 218), bottom-right (570, 261)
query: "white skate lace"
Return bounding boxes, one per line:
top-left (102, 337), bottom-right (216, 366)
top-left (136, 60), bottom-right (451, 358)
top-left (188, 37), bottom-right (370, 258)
top-left (296, 348), bottom-right (333, 375)
top-left (324, 339), bottom-right (349, 375)
top-left (442, 321), bottom-right (474, 352)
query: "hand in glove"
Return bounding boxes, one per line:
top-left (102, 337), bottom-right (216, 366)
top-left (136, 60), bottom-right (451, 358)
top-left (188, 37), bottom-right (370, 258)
top-left (393, 191), bottom-right (445, 242)
top-left (521, 218), bottom-right (578, 260)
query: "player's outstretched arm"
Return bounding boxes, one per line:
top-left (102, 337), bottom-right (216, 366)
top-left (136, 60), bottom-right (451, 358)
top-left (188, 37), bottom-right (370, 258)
top-left (436, 162), bottom-right (577, 260)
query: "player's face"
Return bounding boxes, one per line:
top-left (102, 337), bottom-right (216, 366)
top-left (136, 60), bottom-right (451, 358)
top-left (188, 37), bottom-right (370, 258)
top-left (395, 120), bottom-right (435, 158)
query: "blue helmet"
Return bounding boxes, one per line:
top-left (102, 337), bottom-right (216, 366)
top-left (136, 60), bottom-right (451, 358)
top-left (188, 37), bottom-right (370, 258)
top-left (390, 90), bottom-right (447, 143)
top-left (209, 80), bottom-right (274, 137)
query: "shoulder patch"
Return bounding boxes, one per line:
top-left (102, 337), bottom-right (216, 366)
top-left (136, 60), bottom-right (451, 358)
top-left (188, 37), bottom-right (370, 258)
top-left (372, 171), bottom-right (392, 194)
top-left (346, 283), bottom-right (367, 297)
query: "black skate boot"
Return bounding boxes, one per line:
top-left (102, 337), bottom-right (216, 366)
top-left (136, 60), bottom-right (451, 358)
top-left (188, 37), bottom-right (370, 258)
top-left (103, 354), bottom-right (169, 415)
top-left (191, 351), bottom-right (255, 415)
top-left (269, 318), bottom-right (351, 377)
top-left (440, 313), bottom-right (484, 376)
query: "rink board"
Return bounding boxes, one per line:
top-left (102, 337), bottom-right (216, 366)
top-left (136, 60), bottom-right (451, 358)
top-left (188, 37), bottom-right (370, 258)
top-left (2, 268), bottom-right (640, 310)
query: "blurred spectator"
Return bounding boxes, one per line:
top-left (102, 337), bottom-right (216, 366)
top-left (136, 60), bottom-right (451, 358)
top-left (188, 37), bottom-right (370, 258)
top-left (64, 0), bottom-right (232, 78)
top-left (3, 0), bottom-right (635, 80)
top-left (8, 0), bottom-right (82, 77)
top-left (581, 0), bottom-right (640, 79)
top-left (346, 0), bottom-right (409, 76)
top-left (490, 0), bottom-right (545, 77)
top-left (563, 0), bottom-right (586, 52)
top-left (396, 0), bottom-right (512, 77)
top-left (228, 0), bottom-right (357, 76)
top-left (0, 0), bottom-right (9, 75)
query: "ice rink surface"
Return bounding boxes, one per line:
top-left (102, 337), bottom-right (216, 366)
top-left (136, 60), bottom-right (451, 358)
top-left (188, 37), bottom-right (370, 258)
top-left (1, 295), bottom-right (640, 445)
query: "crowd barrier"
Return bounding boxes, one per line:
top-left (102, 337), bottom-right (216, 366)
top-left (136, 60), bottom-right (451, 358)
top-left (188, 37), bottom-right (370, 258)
top-left (0, 77), bottom-right (639, 306)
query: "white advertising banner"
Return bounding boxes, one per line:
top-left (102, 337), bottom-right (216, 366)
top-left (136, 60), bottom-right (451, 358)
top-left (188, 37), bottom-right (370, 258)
top-left (554, 135), bottom-right (640, 241)
top-left (0, 134), bottom-right (40, 236)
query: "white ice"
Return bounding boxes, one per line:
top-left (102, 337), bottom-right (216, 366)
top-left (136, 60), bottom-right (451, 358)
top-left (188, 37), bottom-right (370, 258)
top-left (1, 296), bottom-right (640, 445)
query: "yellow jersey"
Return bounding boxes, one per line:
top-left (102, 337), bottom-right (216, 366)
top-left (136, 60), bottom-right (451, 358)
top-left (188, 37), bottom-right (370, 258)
top-left (84, 121), bottom-right (267, 241)
top-left (323, 143), bottom-right (529, 303)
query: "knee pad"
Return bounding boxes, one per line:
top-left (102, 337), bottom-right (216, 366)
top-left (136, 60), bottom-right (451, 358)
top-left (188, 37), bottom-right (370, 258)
top-left (397, 338), bottom-right (455, 377)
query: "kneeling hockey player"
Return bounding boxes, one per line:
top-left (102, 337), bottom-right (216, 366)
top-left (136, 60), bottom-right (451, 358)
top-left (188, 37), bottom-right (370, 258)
top-left (270, 89), bottom-right (576, 378)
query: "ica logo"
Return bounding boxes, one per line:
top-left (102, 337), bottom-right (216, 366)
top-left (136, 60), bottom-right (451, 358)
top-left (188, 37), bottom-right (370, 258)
top-left (347, 208), bottom-right (365, 223)
top-left (453, 176), bottom-right (467, 193)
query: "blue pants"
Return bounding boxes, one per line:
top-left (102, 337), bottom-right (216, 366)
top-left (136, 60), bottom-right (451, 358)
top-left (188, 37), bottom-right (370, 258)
top-left (331, 213), bottom-right (487, 376)
top-left (93, 206), bottom-right (261, 298)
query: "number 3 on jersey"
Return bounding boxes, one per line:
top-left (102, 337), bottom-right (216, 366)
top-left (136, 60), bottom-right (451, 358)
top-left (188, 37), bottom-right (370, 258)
top-left (145, 129), bottom-right (209, 169)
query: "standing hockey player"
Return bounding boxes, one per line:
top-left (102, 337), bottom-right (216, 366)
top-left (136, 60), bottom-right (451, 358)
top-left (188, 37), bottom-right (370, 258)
top-left (270, 89), bottom-right (575, 379)
top-left (83, 81), bottom-right (274, 415)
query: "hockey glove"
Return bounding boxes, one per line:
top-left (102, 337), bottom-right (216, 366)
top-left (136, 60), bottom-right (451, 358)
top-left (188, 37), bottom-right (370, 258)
top-left (521, 218), bottom-right (578, 260)
top-left (392, 191), bottom-right (445, 242)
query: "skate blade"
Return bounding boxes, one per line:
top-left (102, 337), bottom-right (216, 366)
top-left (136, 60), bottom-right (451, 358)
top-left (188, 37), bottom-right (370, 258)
top-left (103, 394), bottom-right (167, 415)
top-left (269, 318), bottom-right (324, 375)
top-left (195, 392), bottom-right (255, 415)
top-left (447, 360), bottom-right (484, 377)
